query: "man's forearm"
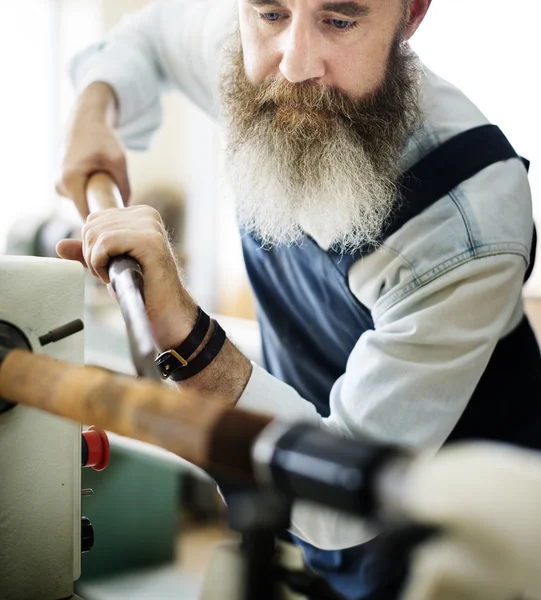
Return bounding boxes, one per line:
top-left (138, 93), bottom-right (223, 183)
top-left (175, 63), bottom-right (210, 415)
top-left (167, 312), bottom-right (253, 406)
top-left (176, 337), bottom-right (253, 406)
top-left (152, 283), bottom-right (253, 406)
top-left (74, 82), bottom-right (119, 129)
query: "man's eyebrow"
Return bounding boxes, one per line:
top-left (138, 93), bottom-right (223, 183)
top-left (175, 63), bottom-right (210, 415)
top-left (246, 0), bottom-right (370, 16)
top-left (246, 0), bottom-right (284, 7)
top-left (320, 2), bottom-right (370, 17)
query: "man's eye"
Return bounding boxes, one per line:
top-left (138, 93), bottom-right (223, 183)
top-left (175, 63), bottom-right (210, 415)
top-left (261, 12), bottom-right (282, 22)
top-left (328, 19), bottom-right (356, 30)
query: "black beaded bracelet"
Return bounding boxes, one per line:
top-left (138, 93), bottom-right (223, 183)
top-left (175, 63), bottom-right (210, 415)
top-left (155, 307), bottom-right (210, 379)
top-left (167, 320), bottom-right (226, 382)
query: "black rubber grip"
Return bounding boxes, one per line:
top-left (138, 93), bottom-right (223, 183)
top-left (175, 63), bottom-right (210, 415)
top-left (268, 424), bottom-right (401, 517)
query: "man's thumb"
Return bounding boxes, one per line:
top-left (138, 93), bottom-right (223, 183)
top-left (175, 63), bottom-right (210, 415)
top-left (56, 239), bottom-right (87, 267)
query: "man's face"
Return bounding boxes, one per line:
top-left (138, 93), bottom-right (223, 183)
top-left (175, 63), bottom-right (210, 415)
top-left (221, 1), bottom-right (428, 251)
top-left (238, 0), bottom-right (411, 102)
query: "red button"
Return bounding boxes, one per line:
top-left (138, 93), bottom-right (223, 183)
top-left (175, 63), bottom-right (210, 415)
top-left (82, 426), bottom-right (110, 471)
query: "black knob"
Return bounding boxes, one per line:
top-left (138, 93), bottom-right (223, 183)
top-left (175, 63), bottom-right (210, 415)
top-left (39, 319), bottom-right (84, 347)
top-left (81, 516), bottom-right (94, 553)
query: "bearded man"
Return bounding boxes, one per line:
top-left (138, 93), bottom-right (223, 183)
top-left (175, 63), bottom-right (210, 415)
top-left (58, 1), bottom-right (541, 598)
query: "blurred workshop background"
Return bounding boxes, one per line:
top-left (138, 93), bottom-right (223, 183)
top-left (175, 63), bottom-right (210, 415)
top-left (0, 0), bottom-right (539, 598)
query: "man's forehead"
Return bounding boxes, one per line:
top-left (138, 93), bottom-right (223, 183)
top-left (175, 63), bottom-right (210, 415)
top-left (245, 0), bottom-right (372, 17)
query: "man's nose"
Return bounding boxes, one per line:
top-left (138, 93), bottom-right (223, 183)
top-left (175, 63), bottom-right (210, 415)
top-left (279, 22), bottom-right (325, 84)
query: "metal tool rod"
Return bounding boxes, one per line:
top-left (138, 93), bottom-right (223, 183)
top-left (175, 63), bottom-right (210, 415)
top-left (86, 172), bottom-right (161, 380)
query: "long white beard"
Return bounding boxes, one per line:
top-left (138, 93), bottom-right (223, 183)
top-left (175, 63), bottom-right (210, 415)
top-left (225, 115), bottom-right (401, 252)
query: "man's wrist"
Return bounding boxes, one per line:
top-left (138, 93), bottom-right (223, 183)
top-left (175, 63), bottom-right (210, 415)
top-left (156, 309), bottom-right (215, 380)
top-left (76, 82), bottom-right (118, 128)
top-left (151, 298), bottom-right (252, 405)
top-left (153, 300), bottom-right (199, 353)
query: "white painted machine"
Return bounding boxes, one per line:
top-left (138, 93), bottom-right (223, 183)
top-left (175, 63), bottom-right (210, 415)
top-left (0, 255), bottom-right (109, 600)
top-left (0, 255), bottom-right (84, 599)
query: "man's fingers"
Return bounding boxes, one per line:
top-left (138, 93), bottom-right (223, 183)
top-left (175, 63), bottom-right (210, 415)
top-left (113, 164), bottom-right (131, 206)
top-left (73, 180), bottom-right (90, 220)
top-left (56, 175), bottom-right (90, 220)
top-left (91, 230), bottom-right (129, 284)
top-left (106, 282), bottom-right (118, 302)
top-left (56, 239), bottom-right (87, 267)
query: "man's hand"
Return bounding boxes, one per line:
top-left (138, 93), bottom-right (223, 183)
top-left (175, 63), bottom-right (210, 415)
top-left (57, 206), bottom-right (252, 404)
top-left (57, 82), bottom-right (131, 219)
top-left (57, 205), bottom-right (195, 348)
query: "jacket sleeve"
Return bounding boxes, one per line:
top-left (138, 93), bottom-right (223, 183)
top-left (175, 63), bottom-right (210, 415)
top-left (68, 0), bottom-right (235, 149)
top-left (237, 253), bottom-right (526, 549)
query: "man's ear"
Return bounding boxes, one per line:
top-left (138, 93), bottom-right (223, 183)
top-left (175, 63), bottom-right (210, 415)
top-left (403, 0), bottom-right (432, 41)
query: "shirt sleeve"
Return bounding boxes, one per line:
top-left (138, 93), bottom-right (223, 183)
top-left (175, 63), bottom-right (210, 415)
top-left (236, 253), bottom-right (526, 549)
top-left (68, 0), bottom-right (234, 149)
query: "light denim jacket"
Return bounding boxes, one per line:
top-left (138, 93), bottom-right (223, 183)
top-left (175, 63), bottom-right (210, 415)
top-left (69, 0), bottom-right (535, 550)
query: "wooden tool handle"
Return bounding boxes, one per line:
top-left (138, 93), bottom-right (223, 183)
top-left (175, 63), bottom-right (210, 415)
top-left (0, 349), bottom-right (271, 480)
top-left (86, 172), bottom-right (123, 213)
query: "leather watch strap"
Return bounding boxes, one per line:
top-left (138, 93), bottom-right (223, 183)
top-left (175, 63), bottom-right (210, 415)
top-left (168, 321), bottom-right (226, 382)
top-left (155, 307), bottom-right (210, 379)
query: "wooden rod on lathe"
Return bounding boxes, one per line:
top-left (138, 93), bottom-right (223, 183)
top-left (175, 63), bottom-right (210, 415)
top-left (0, 349), bottom-right (272, 480)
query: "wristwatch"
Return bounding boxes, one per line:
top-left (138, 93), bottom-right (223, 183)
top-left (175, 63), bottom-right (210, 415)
top-left (155, 307), bottom-right (210, 379)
